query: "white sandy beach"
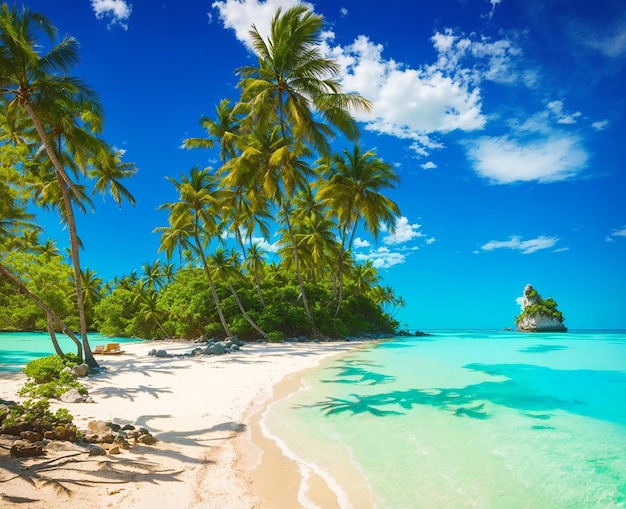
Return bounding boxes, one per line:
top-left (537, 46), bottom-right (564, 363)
top-left (0, 339), bottom-right (368, 509)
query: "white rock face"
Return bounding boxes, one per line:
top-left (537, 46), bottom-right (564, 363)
top-left (516, 284), bottom-right (567, 332)
top-left (516, 313), bottom-right (567, 332)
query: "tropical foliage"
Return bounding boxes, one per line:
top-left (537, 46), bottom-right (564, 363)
top-left (1, 4), bottom-right (405, 347)
top-left (515, 292), bottom-right (565, 325)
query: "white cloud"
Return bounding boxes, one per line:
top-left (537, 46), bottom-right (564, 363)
top-left (252, 236), bottom-right (280, 253)
top-left (354, 246), bottom-right (407, 269)
top-left (592, 119), bottom-right (609, 131)
top-left (547, 100), bottom-right (582, 125)
top-left (335, 34), bottom-right (487, 153)
top-left (340, 7), bottom-right (348, 17)
top-left (480, 235), bottom-right (560, 254)
top-left (383, 216), bottom-right (424, 245)
top-left (420, 161), bottom-right (437, 170)
top-left (353, 237), bottom-right (371, 248)
top-left (212, 0), bottom-right (312, 51)
top-left (426, 237), bottom-right (436, 245)
top-left (465, 133), bottom-right (588, 184)
top-left (91, 0), bottom-right (132, 30)
top-left (606, 225), bottom-right (626, 242)
top-left (213, 2), bottom-right (534, 157)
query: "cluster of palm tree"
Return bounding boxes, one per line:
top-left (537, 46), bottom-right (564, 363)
top-left (0, 4), bottom-right (136, 366)
top-left (1, 4), bottom-right (406, 347)
top-left (152, 5), bottom-right (403, 338)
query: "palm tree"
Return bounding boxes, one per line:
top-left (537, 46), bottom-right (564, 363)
top-left (156, 166), bottom-right (233, 338)
top-left (234, 5), bottom-right (371, 331)
top-left (316, 146), bottom-right (400, 316)
top-left (349, 260), bottom-right (380, 298)
top-left (244, 243), bottom-right (267, 307)
top-left (183, 98), bottom-right (241, 161)
top-left (0, 5), bottom-right (130, 367)
top-left (132, 279), bottom-right (169, 339)
top-left (209, 248), bottom-right (268, 339)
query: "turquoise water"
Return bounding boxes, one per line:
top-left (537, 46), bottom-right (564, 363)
top-left (0, 332), bottom-right (139, 372)
top-left (265, 330), bottom-right (626, 508)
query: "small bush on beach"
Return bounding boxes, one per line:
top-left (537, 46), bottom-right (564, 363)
top-left (268, 331), bottom-right (284, 343)
top-left (23, 355), bottom-right (74, 384)
top-left (0, 398), bottom-right (78, 439)
top-left (20, 355), bottom-right (87, 399)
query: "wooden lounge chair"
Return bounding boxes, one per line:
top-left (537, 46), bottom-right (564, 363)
top-left (93, 345), bottom-right (105, 355)
top-left (102, 343), bottom-right (125, 355)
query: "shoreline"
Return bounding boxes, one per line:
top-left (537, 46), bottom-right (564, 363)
top-left (237, 343), bottom-right (380, 509)
top-left (0, 338), bottom-right (375, 508)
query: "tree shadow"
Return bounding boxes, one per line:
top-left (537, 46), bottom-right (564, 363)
top-left (518, 344), bottom-right (568, 353)
top-left (302, 363), bottom-right (626, 426)
top-left (88, 385), bottom-right (173, 401)
top-left (0, 441), bottom-right (183, 503)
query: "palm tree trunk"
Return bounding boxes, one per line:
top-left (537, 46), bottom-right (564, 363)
top-left (253, 266), bottom-right (266, 307)
top-left (0, 262), bottom-right (83, 358)
top-left (227, 281), bottom-right (268, 339)
top-left (22, 102), bottom-right (96, 367)
top-left (194, 234), bottom-right (233, 338)
top-left (281, 202), bottom-right (314, 328)
top-left (47, 315), bottom-right (65, 356)
top-left (56, 175), bottom-right (96, 367)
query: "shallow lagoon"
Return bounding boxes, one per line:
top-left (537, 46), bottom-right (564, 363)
top-left (265, 330), bottom-right (626, 508)
top-left (0, 332), bottom-right (139, 372)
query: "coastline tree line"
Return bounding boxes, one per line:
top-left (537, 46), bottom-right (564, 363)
top-left (0, 3), bottom-right (405, 364)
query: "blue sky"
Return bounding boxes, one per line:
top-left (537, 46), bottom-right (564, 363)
top-left (19, 0), bottom-right (626, 330)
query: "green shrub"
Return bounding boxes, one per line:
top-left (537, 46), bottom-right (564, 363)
top-left (1, 399), bottom-right (77, 436)
top-left (268, 331), bottom-right (284, 343)
top-left (20, 355), bottom-right (86, 399)
top-left (23, 355), bottom-right (70, 384)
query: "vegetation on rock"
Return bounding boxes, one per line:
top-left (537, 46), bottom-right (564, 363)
top-left (515, 285), bottom-right (566, 329)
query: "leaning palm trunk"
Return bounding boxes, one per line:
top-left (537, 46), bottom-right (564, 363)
top-left (226, 280), bottom-right (268, 340)
top-left (281, 202), bottom-right (314, 328)
top-left (194, 235), bottom-right (233, 338)
top-left (22, 102), bottom-right (96, 367)
top-left (47, 315), bottom-right (64, 356)
top-left (0, 262), bottom-right (83, 358)
top-left (56, 175), bottom-right (95, 366)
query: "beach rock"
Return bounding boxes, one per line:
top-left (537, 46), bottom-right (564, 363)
top-left (88, 444), bottom-right (107, 456)
top-left (71, 363), bottom-right (89, 377)
top-left (206, 343), bottom-right (227, 355)
top-left (10, 440), bottom-right (45, 458)
top-left (60, 388), bottom-right (88, 403)
top-left (136, 433), bottom-right (157, 445)
top-left (154, 349), bottom-right (169, 357)
top-left (515, 284), bottom-right (567, 332)
top-left (87, 420), bottom-right (110, 434)
top-left (20, 431), bottom-right (42, 443)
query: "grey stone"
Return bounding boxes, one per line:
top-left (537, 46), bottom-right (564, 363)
top-left (207, 343), bottom-right (226, 355)
top-left (59, 388), bottom-right (87, 403)
top-left (88, 444), bottom-right (107, 456)
top-left (71, 363), bottom-right (89, 377)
